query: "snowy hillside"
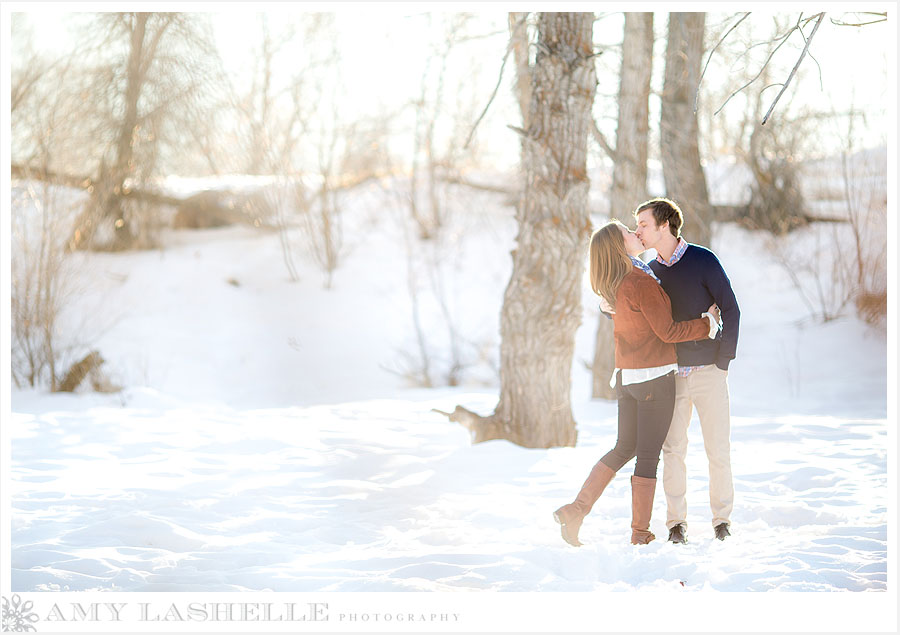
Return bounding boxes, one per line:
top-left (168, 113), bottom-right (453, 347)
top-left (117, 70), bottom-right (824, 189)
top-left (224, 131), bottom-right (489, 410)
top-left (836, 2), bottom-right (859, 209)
top-left (7, 167), bottom-right (889, 597)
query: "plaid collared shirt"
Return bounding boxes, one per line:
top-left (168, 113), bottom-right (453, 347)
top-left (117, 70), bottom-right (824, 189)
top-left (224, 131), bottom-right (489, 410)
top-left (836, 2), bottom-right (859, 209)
top-left (657, 238), bottom-right (708, 378)
top-left (631, 256), bottom-right (660, 283)
top-left (656, 237), bottom-right (689, 267)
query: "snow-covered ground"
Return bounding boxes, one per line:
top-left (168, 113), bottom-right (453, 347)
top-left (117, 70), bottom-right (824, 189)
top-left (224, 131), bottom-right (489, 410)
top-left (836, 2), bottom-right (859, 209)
top-left (6, 169), bottom-right (890, 596)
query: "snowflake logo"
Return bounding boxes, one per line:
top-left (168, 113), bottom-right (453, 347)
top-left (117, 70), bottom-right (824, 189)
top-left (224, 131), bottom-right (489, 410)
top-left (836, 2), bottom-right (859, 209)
top-left (1, 595), bottom-right (39, 632)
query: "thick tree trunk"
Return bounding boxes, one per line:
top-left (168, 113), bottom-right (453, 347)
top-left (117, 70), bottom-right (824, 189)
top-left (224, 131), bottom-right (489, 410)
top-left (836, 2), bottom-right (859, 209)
top-left (593, 12), bottom-right (654, 400)
top-left (660, 12), bottom-right (713, 246)
top-left (449, 12), bottom-right (596, 448)
top-left (609, 13), bottom-right (653, 224)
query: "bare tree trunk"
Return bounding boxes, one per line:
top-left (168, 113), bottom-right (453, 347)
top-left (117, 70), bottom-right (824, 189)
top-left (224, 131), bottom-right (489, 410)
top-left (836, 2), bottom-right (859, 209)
top-left (592, 12), bottom-right (654, 400)
top-left (660, 12), bottom-right (713, 246)
top-left (75, 13), bottom-right (165, 251)
top-left (448, 12), bottom-right (596, 448)
top-left (104, 14), bottom-right (153, 249)
top-left (609, 13), bottom-right (653, 224)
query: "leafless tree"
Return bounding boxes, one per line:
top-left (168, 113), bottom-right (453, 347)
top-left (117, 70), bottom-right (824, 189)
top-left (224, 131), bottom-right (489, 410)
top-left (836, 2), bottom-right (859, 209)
top-left (699, 12), bottom-right (885, 126)
top-left (58, 12), bottom-right (221, 251)
top-left (591, 12), bottom-right (654, 400)
top-left (741, 68), bottom-right (808, 234)
top-left (767, 112), bottom-right (887, 325)
top-left (11, 22), bottom-right (94, 390)
top-left (223, 14), bottom-right (395, 286)
top-left (439, 12), bottom-right (596, 448)
top-left (228, 14), bottom-right (338, 177)
top-left (406, 13), bottom-right (496, 240)
top-left (660, 12), bottom-right (714, 247)
top-left (226, 14), bottom-right (340, 284)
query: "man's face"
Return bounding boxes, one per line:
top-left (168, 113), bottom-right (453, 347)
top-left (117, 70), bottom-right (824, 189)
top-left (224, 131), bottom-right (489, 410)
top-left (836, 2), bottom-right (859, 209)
top-left (618, 224), bottom-right (644, 255)
top-left (635, 209), bottom-right (668, 250)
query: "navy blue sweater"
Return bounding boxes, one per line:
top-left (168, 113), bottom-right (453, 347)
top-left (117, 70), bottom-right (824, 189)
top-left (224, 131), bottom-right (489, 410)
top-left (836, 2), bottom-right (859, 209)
top-left (648, 244), bottom-right (740, 370)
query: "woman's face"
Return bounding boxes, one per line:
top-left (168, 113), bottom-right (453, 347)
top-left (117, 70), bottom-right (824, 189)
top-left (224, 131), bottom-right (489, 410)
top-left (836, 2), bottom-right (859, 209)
top-left (619, 225), bottom-right (644, 257)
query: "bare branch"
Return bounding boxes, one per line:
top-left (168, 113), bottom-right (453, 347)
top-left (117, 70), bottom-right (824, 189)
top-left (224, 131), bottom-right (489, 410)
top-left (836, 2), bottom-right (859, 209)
top-left (694, 12), bottom-right (751, 114)
top-left (830, 12), bottom-right (887, 27)
top-left (795, 14), bottom-right (824, 91)
top-left (464, 14), bottom-right (528, 149)
top-left (799, 13), bottom-right (822, 27)
top-left (713, 13), bottom-right (805, 117)
top-left (761, 12), bottom-right (825, 125)
top-left (590, 117), bottom-right (616, 160)
top-left (733, 14), bottom-right (807, 72)
top-left (506, 124), bottom-right (527, 138)
top-left (138, 14), bottom-right (176, 78)
top-left (452, 28), bottom-right (508, 43)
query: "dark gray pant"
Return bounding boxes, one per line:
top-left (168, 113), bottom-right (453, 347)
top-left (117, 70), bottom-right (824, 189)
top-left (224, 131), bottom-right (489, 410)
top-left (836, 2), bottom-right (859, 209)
top-left (600, 371), bottom-right (676, 479)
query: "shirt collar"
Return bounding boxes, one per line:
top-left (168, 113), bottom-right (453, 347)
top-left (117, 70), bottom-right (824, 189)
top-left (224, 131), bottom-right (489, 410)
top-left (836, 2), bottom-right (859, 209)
top-left (655, 238), bottom-right (689, 267)
top-left (630, 256), bottom-right (660, 283)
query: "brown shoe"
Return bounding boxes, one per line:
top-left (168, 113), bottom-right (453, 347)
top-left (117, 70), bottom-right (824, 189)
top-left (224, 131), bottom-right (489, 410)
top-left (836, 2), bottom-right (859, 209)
top-left (553, 460), bottom-right (616, 546)
top-left (630, 475), bottom-right (657, 545)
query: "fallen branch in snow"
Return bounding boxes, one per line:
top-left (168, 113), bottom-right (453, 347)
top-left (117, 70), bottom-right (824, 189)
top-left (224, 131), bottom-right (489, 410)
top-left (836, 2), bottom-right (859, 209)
top-left (58, 351), bottom-right (105, 393)
top-left (435, 174), bottom-right (516, 196)
top-left (11, 163), bottom-right (183, 207)
top-left (431, 406), bottom-right (508, 444)
top-left (712, 203), bottom-right (850, 226)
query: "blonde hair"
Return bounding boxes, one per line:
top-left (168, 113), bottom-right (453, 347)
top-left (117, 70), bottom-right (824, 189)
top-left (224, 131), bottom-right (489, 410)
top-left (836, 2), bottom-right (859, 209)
top-left (589, 220), bottom-right (632, 311)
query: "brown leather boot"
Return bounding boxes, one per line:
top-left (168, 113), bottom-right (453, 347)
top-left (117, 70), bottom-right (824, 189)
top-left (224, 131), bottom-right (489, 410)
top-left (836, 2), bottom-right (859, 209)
top-left (630, 475), bottom-right (657, 545)
top-left (553, 461), bottom-right (616, 546)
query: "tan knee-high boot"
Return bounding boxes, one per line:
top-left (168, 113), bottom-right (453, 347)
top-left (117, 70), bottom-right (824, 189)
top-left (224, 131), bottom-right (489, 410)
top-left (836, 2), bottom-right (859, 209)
top-left (630, 475), bottom-right (657, 545)
top-left (553, 461), bottom-right (616, 546)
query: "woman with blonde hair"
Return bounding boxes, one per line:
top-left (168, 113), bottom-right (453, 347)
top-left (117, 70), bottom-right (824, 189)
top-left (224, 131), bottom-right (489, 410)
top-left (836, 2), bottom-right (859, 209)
top-left (553, 219), bottom-right (720, 546)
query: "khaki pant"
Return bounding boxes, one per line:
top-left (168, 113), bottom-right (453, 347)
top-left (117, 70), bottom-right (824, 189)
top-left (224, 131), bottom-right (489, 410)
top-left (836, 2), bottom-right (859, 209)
top-left (662, 364), bottom-right (734, 529)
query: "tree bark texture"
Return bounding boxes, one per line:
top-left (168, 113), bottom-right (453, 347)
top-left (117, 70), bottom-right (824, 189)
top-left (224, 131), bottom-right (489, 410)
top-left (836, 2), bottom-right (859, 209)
top-left (609, 12), bottom-right (653, 223)
top-left (452, 12), bottom-right (596, 448)
top-left (593, 12), bottom-right (654, 400)
top-left (660, 12), bottom-right (713, 246)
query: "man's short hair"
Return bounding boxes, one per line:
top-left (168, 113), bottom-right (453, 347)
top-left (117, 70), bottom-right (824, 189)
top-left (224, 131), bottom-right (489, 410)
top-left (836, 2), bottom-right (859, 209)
top-left (633, 197), bottom-right (683, 238)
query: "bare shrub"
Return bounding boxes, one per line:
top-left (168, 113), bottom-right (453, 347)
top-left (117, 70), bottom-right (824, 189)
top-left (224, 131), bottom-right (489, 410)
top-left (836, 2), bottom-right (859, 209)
top-left (384, 181), bottom-right (498, 388)
top-left (856, 292), bottom-right (886, 326)
top-left (767, 144), bottom-right (886, 325)
top-left (11, 181), bottom-right (98, 390)
top-left (840, 146), bottom-right (887, 326)
top-left (290, 114), bottom-right (394, 288)
top-left (737, 70), bottom-right (812, 235)
top-left (300, 178), bottom-right (345, 290)
top-left (743, 153), bottom-right (807, 234)
top-left (765, 223), bottom-right (853, 322)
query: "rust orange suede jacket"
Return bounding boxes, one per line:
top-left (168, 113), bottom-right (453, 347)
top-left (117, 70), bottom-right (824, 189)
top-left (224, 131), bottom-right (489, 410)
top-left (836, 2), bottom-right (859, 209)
top-left (612, 268), bottom-right (710, 370)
